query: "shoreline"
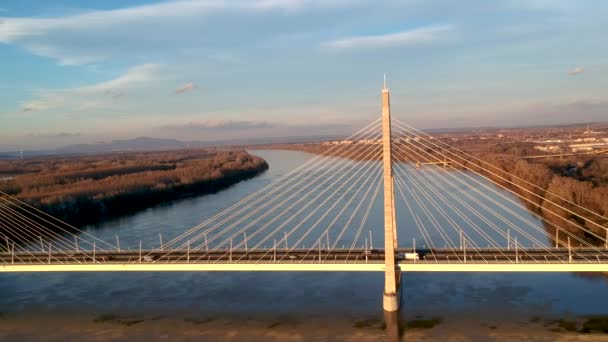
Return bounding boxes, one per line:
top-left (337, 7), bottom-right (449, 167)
top-left (1, 311), bottom-right (607, 341)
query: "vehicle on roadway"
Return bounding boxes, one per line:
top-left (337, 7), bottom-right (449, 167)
top-left (403, 253), bottom-right (419, 260)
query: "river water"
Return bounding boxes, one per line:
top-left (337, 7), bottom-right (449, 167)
top-left (1, 150), bottom-right (608, 341)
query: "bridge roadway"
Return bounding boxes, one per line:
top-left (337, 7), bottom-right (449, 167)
top-left (2, 248), bottom-right (608, 272)
top-left (0, 248), bottom-right (608, 272)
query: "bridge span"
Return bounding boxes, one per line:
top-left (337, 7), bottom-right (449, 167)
top-left (3, 248), bottom-right (608, 273)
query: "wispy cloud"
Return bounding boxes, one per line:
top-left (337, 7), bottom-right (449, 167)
top-left (162, 120), bottom-right (273, 132)
top-left (156, 118), bottom-right (358, 142)
top-left (22, 102), bottom-right (51, 112)
top-left (506, 0), bottom-right (574, 11)
top-left (322, 25), bottom-right (452, 51)
top-left (568, 66), bottom-right (584, 76)
top-left (175, 82), bottom-right (197, 94)
top-left (21, 63), bottom-right (159, 112)
top-left (26, 132), bottom-right (81, 139)
top-left (0, 0), bottom-right (358, 65)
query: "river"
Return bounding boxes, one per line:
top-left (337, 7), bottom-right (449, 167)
top-left (1, 150), bottom-right (608, 341)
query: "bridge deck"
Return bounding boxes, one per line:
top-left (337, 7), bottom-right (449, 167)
top-left (2, 248), bottom-right (608, 272)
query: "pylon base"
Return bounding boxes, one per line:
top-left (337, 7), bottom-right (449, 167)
top-left (383, 268), bottom-right (402, 312)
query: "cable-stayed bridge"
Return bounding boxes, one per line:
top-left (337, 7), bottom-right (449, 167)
top-left (1, 81), bottom-right (608, 312)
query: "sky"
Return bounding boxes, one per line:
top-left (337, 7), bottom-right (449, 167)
top-left (1, 0), bottom-right (607, 150)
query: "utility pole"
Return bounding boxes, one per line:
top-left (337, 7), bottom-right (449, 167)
top-left (318, 239), bottom-right (322, 263)
top-left (515, 237), bottom-right (518, 264)
top-left (459, 229), bottom-right (463, 250)
top-left (568, 236), bottom-right (572, 263)
top-left (463, 239), bottom-right (466, 264)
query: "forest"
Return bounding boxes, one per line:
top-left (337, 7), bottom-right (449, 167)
top-left (0, 150), bottom-right (268, 225)
top-left (474, 143), bottom-right (608, 244)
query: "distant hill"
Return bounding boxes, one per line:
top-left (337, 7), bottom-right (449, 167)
top-left (56, 137), bottom-right (192, 154)
top-left (55, 135), bottom-right (344, 154)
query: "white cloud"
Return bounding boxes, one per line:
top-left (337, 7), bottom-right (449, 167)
top-left (163, 119), bottom-right (273, 131)
top-left (0, 0), bottom-right (359, 65)
top-left (175, 82), bottom-right (197, 94)
top-left (21, 63), bottom-right (159, 112)
top-left (506, 0), bottom-right (574, 11)
top-left (26, 132), bottom-right (81, 139)
top-left (22, 102), bottom-right (51, 112)
top-left (568, 66), bottom-right (584, 75)
top-left (322, 25), bottom-right (452, 51)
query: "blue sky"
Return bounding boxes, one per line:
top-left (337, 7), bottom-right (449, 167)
top-left (1, 0), bottom-right (607, 149)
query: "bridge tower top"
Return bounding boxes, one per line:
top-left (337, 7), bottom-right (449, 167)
top-left (383, 73), bottom-right (388, 91)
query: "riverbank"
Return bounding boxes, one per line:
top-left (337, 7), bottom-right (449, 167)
top-left (1, 311), bottom-right (607, 341)
top-left (0, 149), bottom-right (268, 226)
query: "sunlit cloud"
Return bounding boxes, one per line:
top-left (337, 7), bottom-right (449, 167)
top-left (22, 102), bottom-right (50, 112)
top-left (175, 82), bottom-right (197, 94)
top-left (322, 25), bottom-right (452, 51)
top-left (162, 120), bottom-right (273, 131)
top-left (26, 132), bottom-right (81, 139)
top-left (568, 67), bottom-right (584, 76)
top-left (156, 118), bottom-right (358, 142)
top-left (21, 64), bottom-right (160, 112)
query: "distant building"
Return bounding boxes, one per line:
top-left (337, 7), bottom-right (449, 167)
top-left (534, 145), bottom-right (561, 153)
top-left (570, 142), bottom-right (608, 152)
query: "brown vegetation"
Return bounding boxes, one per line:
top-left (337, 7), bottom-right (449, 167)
top-left (0, 150), bottom-right (268, 225)
top-left (470, 150), bottom-right (608, 243)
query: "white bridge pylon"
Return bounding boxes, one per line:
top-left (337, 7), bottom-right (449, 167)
top-left (3, 79), bottom-right (608, 313)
